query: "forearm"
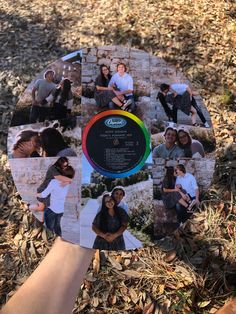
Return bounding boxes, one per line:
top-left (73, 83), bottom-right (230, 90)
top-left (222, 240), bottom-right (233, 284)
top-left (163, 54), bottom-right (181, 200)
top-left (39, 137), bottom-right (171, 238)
top-left (96, 86), bottom-right (110, 91)
top-left (32, 88), bottom-right (37, 103)
top-left (1, 238), bottom-right (94, 314)
top-left (163, 188), bottom-right (176, 193)
top-left (92, 225), bottom-right (106, 238)
top-left (195, 188), bottom-right (200, 201)
top-left (54, 175), bottom-right (71, 183)
top-left (120, 89), bottom-right (133, 95)
top-left (114, 224), bottom-right (127, 237)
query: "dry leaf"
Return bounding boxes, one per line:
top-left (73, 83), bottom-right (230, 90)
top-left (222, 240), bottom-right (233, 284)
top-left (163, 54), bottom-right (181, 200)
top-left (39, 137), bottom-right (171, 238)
top-left (143, 302), bottom-right (155, 314)
top-left (197, 300), bottom-right (211, 308)
top-left (108, 256), bottom-right (122, 271)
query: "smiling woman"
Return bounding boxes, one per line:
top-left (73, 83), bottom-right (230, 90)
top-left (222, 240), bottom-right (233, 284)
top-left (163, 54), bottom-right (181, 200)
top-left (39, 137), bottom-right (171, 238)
top-left (92, 193), bottom-right (129, 250)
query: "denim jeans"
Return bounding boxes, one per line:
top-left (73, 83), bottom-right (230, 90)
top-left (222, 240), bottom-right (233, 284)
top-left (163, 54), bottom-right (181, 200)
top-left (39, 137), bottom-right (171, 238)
top-left (44, 207), bottom-right (63, 236)
top-left (175, 196), bottom-right (195, 223)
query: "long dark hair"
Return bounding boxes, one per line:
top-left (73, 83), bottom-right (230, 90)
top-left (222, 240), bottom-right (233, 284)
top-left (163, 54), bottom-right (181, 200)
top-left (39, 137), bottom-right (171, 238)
top-left (177, 130), bottom-right (192, 158)
top-left (53, 156), bottom-right (68, 168)
top-left (163, 166), bottom-right (176, 189)
top-left (13, 130), bottom-right (39, 151)
top-left (100, 64), bottom-right (111, 87)
top-left (97, 194), bottom-right (122, 233)
top-left (40, 128), bottom-right (69, 157)
top-left (54, 79), bottom-right (72, 106)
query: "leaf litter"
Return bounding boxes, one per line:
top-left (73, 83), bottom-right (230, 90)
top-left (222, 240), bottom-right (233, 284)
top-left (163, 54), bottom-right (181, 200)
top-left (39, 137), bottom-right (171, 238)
top-left (0, 0), bottom-right (236, 313)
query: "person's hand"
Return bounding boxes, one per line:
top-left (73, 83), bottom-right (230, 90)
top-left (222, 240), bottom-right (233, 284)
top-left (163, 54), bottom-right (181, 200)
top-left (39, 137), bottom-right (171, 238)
top-left (195, 198), bottom-right (200, 206)
top-left (18, 141), bottom-right (34, 157)
top-left (59, 181), bottom-right (70, 187)
top-left (105, 233), bottom-right (117, 243)
top-left (114, 90), bottom-right (122, 96)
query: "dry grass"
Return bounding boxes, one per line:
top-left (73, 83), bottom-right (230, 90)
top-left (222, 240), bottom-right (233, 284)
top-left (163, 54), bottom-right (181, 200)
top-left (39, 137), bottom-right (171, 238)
top-left (0, 0), bottom-right (236, 313)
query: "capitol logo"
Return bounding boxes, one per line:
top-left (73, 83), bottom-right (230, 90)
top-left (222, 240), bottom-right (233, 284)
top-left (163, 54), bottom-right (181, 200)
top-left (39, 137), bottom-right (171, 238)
top-left (104, 117), bottom-right (127, 128)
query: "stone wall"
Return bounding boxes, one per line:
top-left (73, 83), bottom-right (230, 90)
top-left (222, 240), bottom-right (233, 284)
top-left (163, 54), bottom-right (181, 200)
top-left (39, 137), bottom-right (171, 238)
top-left (152, 157), bottom-right (215, 236)
top-left (9, 157), bottom-right (81, 211)
top-left (81, 46), bottom-right (152, 126)
top-left (81, 46), bottom-right (211, 128)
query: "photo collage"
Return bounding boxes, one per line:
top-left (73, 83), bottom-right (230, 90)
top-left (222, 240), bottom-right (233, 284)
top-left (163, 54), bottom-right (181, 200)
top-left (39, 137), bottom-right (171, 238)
top-left (8, 46), bottom-right (216, 250)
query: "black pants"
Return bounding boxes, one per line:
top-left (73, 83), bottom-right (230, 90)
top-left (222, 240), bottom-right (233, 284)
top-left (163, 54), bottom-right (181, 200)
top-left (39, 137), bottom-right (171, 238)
top-left (29, 106), bottom-right (51, 123)
top-left (172, 96), bottom-right (206, 124)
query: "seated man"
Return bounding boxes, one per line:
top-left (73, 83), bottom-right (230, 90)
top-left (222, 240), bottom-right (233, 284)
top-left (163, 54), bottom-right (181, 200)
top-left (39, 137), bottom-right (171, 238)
top-left (108, 63), bottom-right (136, 112)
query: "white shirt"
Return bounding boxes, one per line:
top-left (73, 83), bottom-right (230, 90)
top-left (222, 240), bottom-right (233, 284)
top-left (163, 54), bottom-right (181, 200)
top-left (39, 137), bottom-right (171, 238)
top-left (109, 72), bottom-right (133, 96)
top-left (118, 200), bottom-right (129, 213)
top-left (170, 83), bottom-right (188, 95)
top-left (175, 173), bottom-right (198, 198)
top-left (41, 179), bottom-right (70, 214)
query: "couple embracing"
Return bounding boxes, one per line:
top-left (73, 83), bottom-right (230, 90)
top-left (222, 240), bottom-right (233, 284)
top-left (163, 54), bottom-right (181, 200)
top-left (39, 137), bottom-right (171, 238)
top-left (153, 126), bottom-right (205, 159)
top-left (92, 186), bottom-right (129, 251)
top-left (29, 157), bottom-right (75, 236)
top-left (162, 164), bottom-right (199, 224)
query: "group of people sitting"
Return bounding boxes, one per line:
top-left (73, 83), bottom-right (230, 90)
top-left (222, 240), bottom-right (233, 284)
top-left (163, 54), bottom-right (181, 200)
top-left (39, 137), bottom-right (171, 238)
top-left (157, 83), bottom-right (210, 128)
top-left (29, 157), bottom-right (75, 236)
top-left (10, 127), bottom-right (77, 158)
top-left (94, 63), bottom-right (136, 112)
top-left (30, 70), bottom-right (74, 123)
top-left (161, 164), bottom-right (199, 224)
top-left (153, 126), bottom-right (205, 159)
top-left (92, 186), bottom-right (129, 251)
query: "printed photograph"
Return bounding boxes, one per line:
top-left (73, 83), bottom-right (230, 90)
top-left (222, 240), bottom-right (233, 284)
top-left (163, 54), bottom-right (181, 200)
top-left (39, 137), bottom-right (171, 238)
top-left (79, 154), bottom-right (154, 250)
top-left (152, 158), bottom-right (215, 239)
top-left (9, 156), bottom-right (81, 244)
top-left (11, 50), bottom-right (82, 126)
top-left (151, 122), bottom-right (216, 160)
top-left (81, 46), bottom-right (151, 127)
top-left (150, 54), bottom-right (212, 127)
top-left (7, 120), bottom-right (81, 159)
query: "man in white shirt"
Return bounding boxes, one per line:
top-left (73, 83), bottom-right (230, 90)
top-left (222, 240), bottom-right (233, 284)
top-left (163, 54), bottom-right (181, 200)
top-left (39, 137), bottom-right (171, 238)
top-left (108, 63), bottom-right (136, 112)
top-left (174, 164), bottom-right (199, 223)
top-left (37, 165), bottom-right (75, 236)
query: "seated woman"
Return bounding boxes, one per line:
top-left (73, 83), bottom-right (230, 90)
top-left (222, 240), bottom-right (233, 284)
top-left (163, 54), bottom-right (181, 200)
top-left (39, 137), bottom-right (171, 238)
top-left (10, 130), bottom-right (41, 158)
top-left (52, 78), bottom-right (74, 120)
top-left (162, 166), bottom-right (195, 213)
top-left (177, 128), bottom-right (205, 158)
top-left (94, 64), bottom-right (129, 110)
top-left (92, 193), bottom-right (129, 250)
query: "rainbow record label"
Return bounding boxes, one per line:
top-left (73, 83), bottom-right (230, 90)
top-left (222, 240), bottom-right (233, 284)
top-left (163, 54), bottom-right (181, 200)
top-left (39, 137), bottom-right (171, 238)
top-left (82, 110), bottom-right (150, 178)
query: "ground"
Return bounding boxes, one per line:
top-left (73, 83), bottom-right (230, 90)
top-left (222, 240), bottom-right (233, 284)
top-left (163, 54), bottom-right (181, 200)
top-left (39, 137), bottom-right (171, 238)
top-left (0, 0), bottom-right (236, 313)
